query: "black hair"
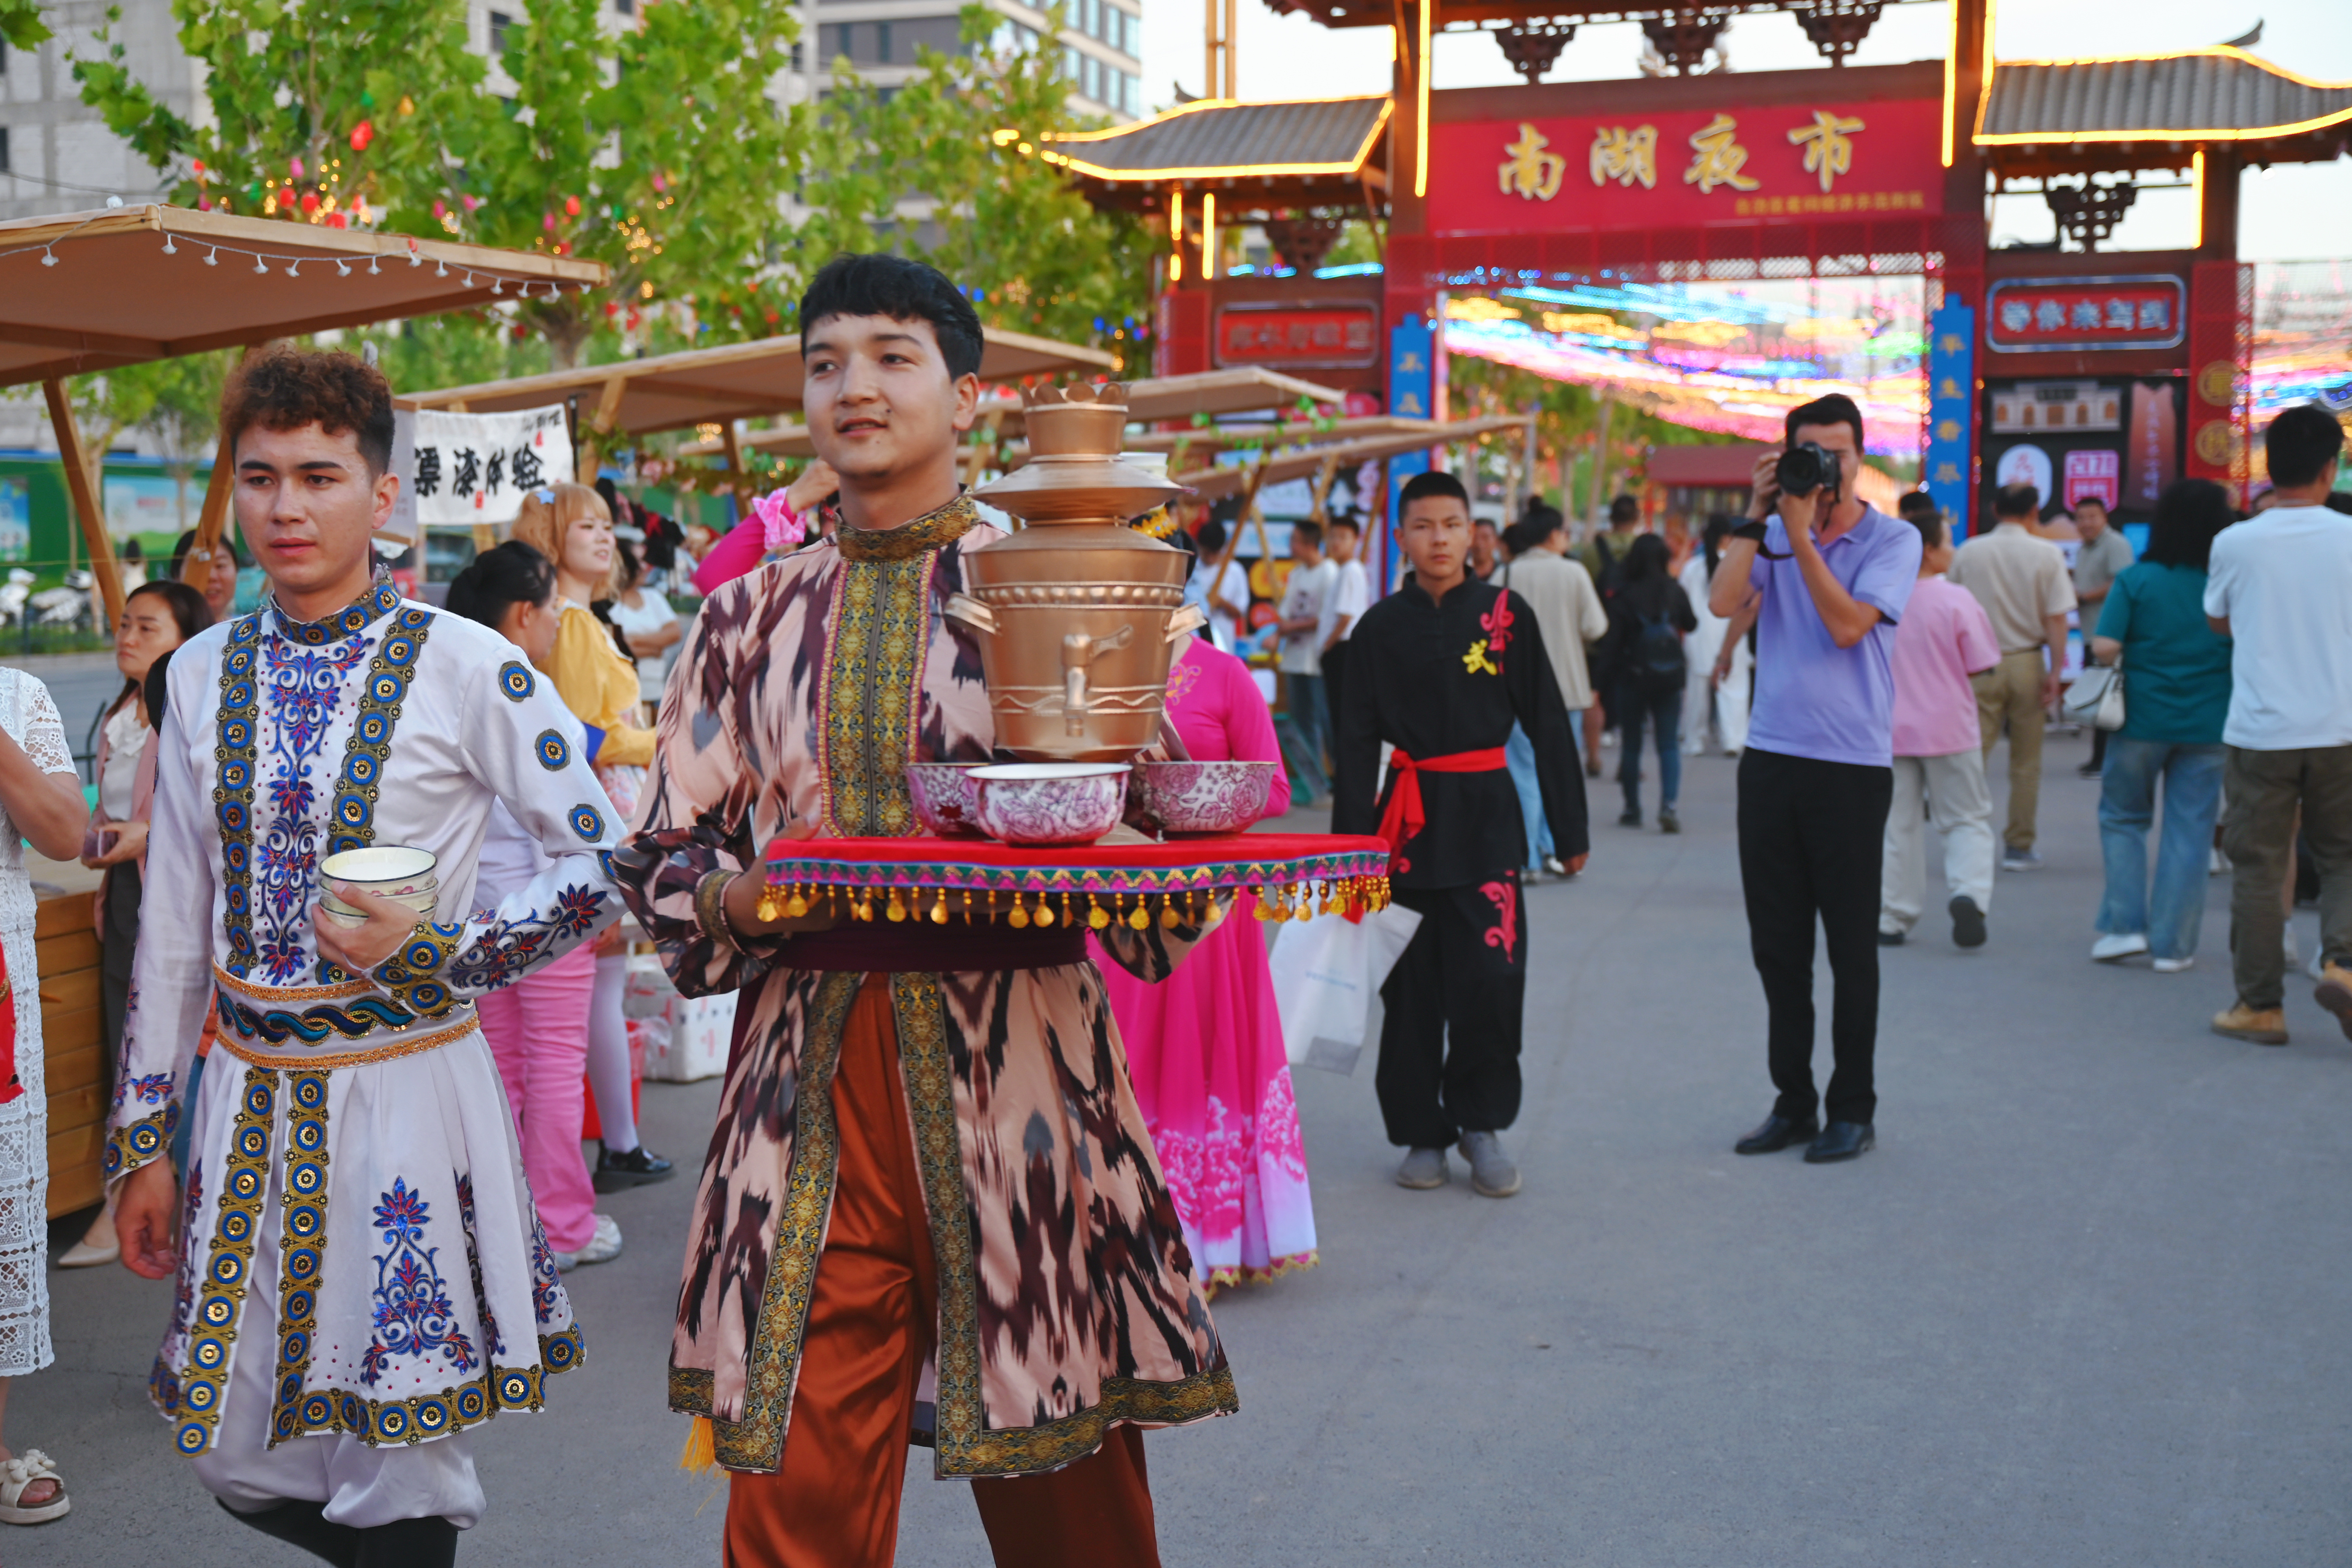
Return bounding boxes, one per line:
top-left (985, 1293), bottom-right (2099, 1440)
top-left (1993, 483), bottom-right (2040, 520)
top-left (170, 527), bottom-right (244, 582)
top-left (111, 578), bottom-right (212, 717)
top-left (614, 532), bottom-right (644, 588)
top-left (1197, 517), bottom-right (1229, 553)
top-left (444, 541), bottom-right (558, 632)
top-left (1166, 524), bottom-right (1198, 563)
top-left (1608, 493), bottom-right (1639, 526)
top-left (1292, 519), bottom-right (1323, 548)
top-left (1399, 470), bottom-right (1469, 510)
top-left (2071, 494), bottom-right (2108, 515)
top-left (800, 253), bottom-right (985, 380)
top-left (142, 644), bottom-right (177, 733)
top-left (1904, 507), bottom-right (1947, 552)
top-left (2143, 477), bottom-right (2234, 571)
top-left (1621, 531), bottom-right (1670, 584)
top-left (1897, 490), bottom-right (1940, 523)
top-left (1701, 511), bottom-right (1738, 576)
top-left (1326, 512), bottom-right (1361, 536)
top-left (222, 343), bottom-right (397, 476)
top-left (2264, 405), bottom-right (2346, 490)
top-left (1520, 503), bottom-right (1565, 547)
top-left (1500, 519), bottom-right (1532, 557)
top-left (1786, 392), bottom-right (1864, 453)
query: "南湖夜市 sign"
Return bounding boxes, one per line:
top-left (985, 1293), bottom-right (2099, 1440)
top-left (1427, 98), bottom-right (1944, 237)
top-left (1985, 276), bottom-right (2187, 354)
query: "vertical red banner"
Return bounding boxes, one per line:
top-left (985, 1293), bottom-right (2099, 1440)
top-left (2185, 260), bottom-right (2254, 502)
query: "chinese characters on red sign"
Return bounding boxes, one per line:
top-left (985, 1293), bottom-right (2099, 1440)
top-left (1215, 305), bottom-right (1380, 370)
top-left (1431, 98), bottom-right (1943, 236)
top-left (1985, 277), bottom-right (2187, 353)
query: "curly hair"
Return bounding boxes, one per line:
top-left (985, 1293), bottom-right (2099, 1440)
top-left (220, 345), bottom-right (396, 475)
top-left (512, 481), bottom-right (618, 599)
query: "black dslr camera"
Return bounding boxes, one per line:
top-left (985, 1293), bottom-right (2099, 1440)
top-left (1775, 441), bottom-right (1840, 499)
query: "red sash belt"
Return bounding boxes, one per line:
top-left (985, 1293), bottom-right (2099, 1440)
top-left (1376, 747), bottom-right (1509, 868)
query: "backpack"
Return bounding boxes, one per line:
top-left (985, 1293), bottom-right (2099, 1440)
top-left (1631, 605), bottom-right (1686, 694)
top-left (1591, 533), bottom-right (1628, 598)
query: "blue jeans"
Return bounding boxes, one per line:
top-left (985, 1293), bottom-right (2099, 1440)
top-left (1506, 722), bottom-right (1553, 871)
top-left (1284, 671), bottom-right (1331, 801)
top-left (2097, 737), bottom-right (2226, 960)
top-left (1616, 680), bottom-right (1683, 816)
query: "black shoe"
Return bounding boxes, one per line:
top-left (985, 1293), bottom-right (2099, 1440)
top-left (1949, 894), bottom-right (1987, 949)
top-left (218, 1497), bottom-right (360, 1567)
top-left (1658, 808), bottom-right (1680, 834)
top-left (1877, 928), bottom-right (1906, 946)
top-left (2078, 762), bottom-right (2102, 779)
top-left (593, 1142), bottom-right (675, 1192)
top-left (355, 1516), bottom-right (459, 1568)
top-left (1618, 808), bottom-right (1642, 828)
top-left (1804, 1121), bottom-right (1875, 1163)
top-left (1734, 1113), bottom-right (1819, 1155)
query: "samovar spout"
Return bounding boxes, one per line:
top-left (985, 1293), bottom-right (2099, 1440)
top-left (1060, 624), bottom-right (1133, 735)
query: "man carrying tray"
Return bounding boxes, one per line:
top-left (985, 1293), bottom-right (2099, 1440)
top-left (1333, 469), bottom-right (1588, 1199)
top-left (611, 253), bottom-right (1232, 1568)
top-left (107, 347), bottom-right (624, 1562)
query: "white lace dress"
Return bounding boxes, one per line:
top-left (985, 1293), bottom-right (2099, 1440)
top-left (0, 668), bottom-right (72, 1376)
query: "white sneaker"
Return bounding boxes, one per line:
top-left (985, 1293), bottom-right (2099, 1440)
top-left (2153, 956), bottom-right (2195, 973)
top-left (554, 1213), bottom-right (623, 1272)
top-left (2209, 847), bottom-right (2229, 875)
top-left (2284, 927), bottom-right (2301, 966)
top-left (2092, 933), bottom-right (2148, 963)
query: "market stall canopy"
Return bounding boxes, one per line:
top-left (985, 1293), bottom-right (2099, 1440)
top-left (401, 325), bottom-right (1116, 436)
top-left (1172, 415), bottom-right (1527, 502)
top-left (0, 204), bottom-right (607, 387)
top-left (1041, 95), bottom-right (1390, 217)
top-left (673, 368), bottom-right (1347, 459)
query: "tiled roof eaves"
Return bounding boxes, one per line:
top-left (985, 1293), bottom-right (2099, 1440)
top-left (1979, 52), bottom-right (2352, 143)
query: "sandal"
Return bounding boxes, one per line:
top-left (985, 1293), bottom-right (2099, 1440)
top-left (0, 1449), bottom-right (68, 1524)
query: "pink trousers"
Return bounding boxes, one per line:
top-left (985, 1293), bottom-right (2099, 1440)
top-left (477, 943), bottom-right (599, 1253)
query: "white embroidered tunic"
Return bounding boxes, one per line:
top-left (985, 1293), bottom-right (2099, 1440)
top-left (105, 580), bottom-right (623, 1455)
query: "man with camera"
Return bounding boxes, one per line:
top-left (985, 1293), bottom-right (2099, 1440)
top-left (1709, 394), bottom-right (1923, 1165)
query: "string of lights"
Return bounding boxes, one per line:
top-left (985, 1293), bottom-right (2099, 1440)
top-left (0, 226), bottom-right (594, 298)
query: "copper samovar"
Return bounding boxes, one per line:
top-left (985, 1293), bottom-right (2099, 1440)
top-left (950, 384), bottom-right (1203, 762)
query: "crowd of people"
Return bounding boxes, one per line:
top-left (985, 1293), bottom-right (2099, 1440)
top-left (0, 247), bottom-right (2333, 1566)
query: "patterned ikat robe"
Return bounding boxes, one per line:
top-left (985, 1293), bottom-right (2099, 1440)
top-left (613, 497), bottom-right (1237, 1477)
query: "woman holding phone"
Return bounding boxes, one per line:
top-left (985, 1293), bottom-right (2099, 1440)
top-left (60, 579), bottom-right (211, 1269)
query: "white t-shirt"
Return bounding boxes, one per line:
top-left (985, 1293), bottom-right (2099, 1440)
top-left (2203, 503), bottom-right (2352, 750)
top-left (1192, 558), bottom-right (1247, 653)
top-left (100, 700), bottom-right (148, 819)
top-left (1278, 559), bottom-right (1332, 674)
top-left (608, 589), bottom-right (681, 706)
top-left (1319, 558), bottom-right (1370, 648)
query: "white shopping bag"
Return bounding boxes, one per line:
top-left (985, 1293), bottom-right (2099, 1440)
top-left (1268, 904), bottom-right (1422, 1076)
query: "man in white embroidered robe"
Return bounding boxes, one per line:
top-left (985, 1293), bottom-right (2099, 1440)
top-left (106, 347), bottom-right (623, 1563)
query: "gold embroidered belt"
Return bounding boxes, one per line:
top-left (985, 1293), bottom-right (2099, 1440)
top-left (212, 965), bottom-right (478, 1070)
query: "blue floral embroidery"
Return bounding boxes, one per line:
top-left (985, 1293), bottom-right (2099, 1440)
top-left (550, 884), bottom-right (606, 939)
top-left (115, 1071), bottom-right (173, 1111)
top-left (568, 803), bottom-right (605, 842)
top-left (454, 1172), bottom-right (505, 1360)
top-left (252, 633), bottom-right (370, 982)
top-left (499, 662), bottom-right (535, 702)
top-left (361, 1179), bottom-right (479, 1387)
top-left (528, 1214), bottom-right (561, 1326)
top-left (535, 730), bottom-right (569, 770)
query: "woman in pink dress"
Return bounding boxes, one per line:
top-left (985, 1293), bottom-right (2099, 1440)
top-left (1094, 635), bottom-right (1317, 1286)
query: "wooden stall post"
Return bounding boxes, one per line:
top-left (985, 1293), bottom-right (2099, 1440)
top-left (42, 378), bottom-right (125, 629)
top-left (576, 374), bottom-right (626, 483)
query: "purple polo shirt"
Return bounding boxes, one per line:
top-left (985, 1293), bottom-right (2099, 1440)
top-left (1744, 505), bottom-right (1922, 767)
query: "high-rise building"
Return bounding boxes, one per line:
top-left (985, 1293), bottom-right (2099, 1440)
top-left (0, 0), bottom-right (1140, 226)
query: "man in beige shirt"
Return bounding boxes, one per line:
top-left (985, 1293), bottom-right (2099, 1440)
top-left (1948, 482), bottom-right (2076, 868)
top-left (1495, 505), bottom-right (1608, 873)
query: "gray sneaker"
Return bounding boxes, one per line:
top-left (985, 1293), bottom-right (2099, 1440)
top-left (1395, 1147), bottom-right (1449, 1189)
top-left (1457, 1131), bottom-right (1522, 1198)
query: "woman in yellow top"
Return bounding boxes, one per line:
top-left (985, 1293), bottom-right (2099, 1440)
top-left (511, 483), bottom-right (673, 1192)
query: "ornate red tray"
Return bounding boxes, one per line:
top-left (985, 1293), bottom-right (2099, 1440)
top-left (761, 832), bottom-right (1392, 929)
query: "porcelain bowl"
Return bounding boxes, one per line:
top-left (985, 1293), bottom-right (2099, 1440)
top-left (320, 886), bottom-right (438, 929)
top-left (320, 845), bottom-right (439, 898)
top-left (972, 763), bottom-right (1131, 846)
top-left (905, 762), bottom-right (988, 838)
top-left (1131, 760), bottom-right (1280, 836)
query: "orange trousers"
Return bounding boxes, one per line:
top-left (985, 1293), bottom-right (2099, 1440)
top-left (722, 978), bottom-right (1163, 1568)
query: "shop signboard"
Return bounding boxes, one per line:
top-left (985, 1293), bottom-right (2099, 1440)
top-left (1985, 276), bottom-right (2186, 354)
top-left (1215, 304), bottom-right (1380, 370)
top-left (1428, 97), bottom-right (1944, 236)
top-left (1924, 301), bottom-right (1973, 538)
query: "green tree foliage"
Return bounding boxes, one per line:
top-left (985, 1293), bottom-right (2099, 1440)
top-left (794, 7), bottom-right (1154, 363)
top-left (0, 0), bottom-right (49, 50)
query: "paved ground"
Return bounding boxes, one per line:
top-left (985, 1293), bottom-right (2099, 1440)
top-left (20, 730), bottom-right (2352, 1566)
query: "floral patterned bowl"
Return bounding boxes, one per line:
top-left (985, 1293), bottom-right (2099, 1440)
top-left (905, 762), bottom-right (988, 838)
top-left (1131, 760), bottom-right (1280, 836)
top-left (971, 763), bottom-right (1131, 846)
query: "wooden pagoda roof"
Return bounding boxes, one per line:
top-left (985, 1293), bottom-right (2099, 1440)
top-left (1039, 96), bottom-right (1390, 213)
